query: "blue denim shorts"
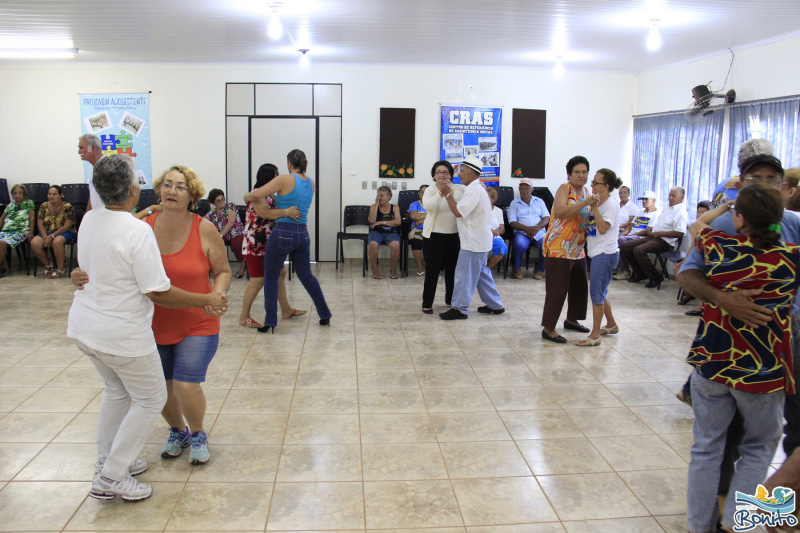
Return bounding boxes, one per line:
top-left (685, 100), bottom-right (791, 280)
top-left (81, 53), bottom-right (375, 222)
top-left (368, 230), bottom-right (401, 246)
top-left (157, 334), bottom-right (219, 383)
top-left (589, 252), bottom-right (619, 305)
top-left (38, 231), bottom-right (77, 241)
top-left (491, 237), bottom-right (507, 256)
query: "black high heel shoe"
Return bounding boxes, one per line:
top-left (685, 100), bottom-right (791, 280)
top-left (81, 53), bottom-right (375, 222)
top-left (645, 274), bottom-right (663, 290)
top-left (319, 318), bottom-right (330, 326)
top-left (257, 325), bottom-right (275, 334)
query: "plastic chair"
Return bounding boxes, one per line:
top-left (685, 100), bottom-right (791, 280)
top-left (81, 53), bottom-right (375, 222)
top-left (491, 186), bottom-right (514, 209)
top-left (21, 183), bottom-right (51, 211)
top-left (193, 198), bottom-right (211, 217)
top-left (0, 178), bottom-right (10, 205)
top-left (396, 190), bottom-right (418, 277)
top-left (335, 205), bottom-right (370, 277)
top-left (135, 189), bottom-right (160, 214)
top-left (61, 183), bottom-right (90, 212)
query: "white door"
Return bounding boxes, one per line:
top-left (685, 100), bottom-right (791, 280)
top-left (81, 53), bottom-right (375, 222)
top-left (249, 118), bottom-right (318, 258)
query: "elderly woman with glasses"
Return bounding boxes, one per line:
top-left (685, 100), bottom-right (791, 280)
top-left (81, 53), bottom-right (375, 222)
top-left (420, 160), bottom-right (465, 314)
top-left (68, 154), bottom-right (226, 502)
top-left (204, 189), bottom-right (246, 278)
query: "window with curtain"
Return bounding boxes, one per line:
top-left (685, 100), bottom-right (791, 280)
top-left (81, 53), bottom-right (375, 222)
top-left (723, 96), bottom-right (800, 180)
top-left (632, 110), bottom-right (725, 216)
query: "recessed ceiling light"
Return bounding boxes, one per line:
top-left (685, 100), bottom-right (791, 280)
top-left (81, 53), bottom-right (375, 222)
top-left (553, 57), bottom-right (564, 79)
top-left (0, 48), bottom-right (78, 59)
top-left (299, 49), bottom-right (309, 68)
top-left (647, 20), bottom-right (661, 51)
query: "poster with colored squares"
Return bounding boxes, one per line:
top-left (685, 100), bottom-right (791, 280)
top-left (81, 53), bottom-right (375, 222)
top-left (440, 105), bottom-right (502, 186)
top-left (79, 93), bottom-right (152, 189)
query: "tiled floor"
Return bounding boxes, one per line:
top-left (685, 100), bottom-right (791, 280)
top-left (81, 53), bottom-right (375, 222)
top-left (0, 260), bottom-right (782, 532)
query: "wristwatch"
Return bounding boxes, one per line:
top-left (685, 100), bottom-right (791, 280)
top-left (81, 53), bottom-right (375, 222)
top-left (147, 208), bottom-right (154, 215)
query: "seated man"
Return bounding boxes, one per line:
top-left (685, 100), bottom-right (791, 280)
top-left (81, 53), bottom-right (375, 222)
top-left (507, 178), bottom-right (549, 279)
top-left (620, 186), bottom-right (688, 288)
top-left (613, 190), bottom-right (659, 280)
top-left (486, 187), bottom-right (507, 270)
top-left (408, 185), bottom-right (428, 276)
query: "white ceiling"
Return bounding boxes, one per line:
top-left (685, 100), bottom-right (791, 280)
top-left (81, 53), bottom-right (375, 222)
top-left (1, 0), bottom-right (799, 73)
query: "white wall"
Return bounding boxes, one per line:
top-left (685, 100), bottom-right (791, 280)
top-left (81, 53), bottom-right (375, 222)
top-left (635, 34), bottom-right (800, 115)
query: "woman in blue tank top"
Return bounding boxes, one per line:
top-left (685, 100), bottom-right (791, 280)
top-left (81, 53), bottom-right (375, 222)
top-left (244, 149), bottom-right (331, 332)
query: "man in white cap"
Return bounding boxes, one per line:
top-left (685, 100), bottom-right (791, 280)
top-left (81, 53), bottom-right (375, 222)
top-left (508, 177), bottom-right (549, 280)
top-left (438, 156), bottom-right (504, 320)
top-left (612, 190), bottom-right (660, 280)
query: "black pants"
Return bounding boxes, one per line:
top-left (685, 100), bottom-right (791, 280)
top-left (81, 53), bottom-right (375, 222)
top-left (422, 232), bottom-right (460, 309)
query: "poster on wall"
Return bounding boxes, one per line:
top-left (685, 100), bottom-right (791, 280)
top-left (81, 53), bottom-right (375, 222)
top-left (79, 93), bottom-right (152, 188)
top-left (440, 105), bottom-right (502, 186)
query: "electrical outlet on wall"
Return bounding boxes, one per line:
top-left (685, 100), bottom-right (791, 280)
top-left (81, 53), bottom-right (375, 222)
top-left (391, 181), bottom-right (397, 189)
top-left (362, 181), bottom-right (367, 189)
top-left (372, 181), bottom-right (377, 189)
top-left (382, 181), bottom-right (388, 187)
top-left (401, 182), bottom-right (407, 190)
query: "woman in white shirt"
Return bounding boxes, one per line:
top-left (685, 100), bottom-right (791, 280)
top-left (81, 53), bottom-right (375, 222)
top-left (576, 168), bottom-right (624, 346)
top-left (421, 161), bottom-right (465, 314)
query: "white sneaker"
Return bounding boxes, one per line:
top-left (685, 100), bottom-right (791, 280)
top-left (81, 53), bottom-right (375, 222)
top-left (94, 458), bottom-right (148, 478)
top-left (89, 474), bottom-right (152, 501)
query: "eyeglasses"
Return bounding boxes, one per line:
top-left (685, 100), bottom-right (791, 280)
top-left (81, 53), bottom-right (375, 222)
top-left (162, 181), bottom-right (188, 193)
top-left (213, 197), bottom-right (226, 204)
top-left (743, 176), bottom-right (783, 185)
top-left (434, 170), bottom-right (451, 176)
top-left (590, 180), bottom-right (607, 186)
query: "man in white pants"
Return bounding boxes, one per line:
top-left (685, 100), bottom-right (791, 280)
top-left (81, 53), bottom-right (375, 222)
top-left (438, 156), bottom-right (505, 320)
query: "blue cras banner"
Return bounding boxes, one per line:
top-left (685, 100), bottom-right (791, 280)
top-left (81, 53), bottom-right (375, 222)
top-left (79, 93), bottom-right (152, 188)
top-left (440, 105), bottom-right (502, 186)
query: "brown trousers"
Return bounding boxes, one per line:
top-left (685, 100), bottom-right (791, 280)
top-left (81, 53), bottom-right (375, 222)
top-left (619, 236), bottom-right (672, 279)
top-left (541, 256), bottom-right (588, 331)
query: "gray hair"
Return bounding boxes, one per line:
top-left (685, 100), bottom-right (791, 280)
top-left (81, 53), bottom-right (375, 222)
top-left (377, 185), bottom-right (393, 198)
top-left (79, 133), bottom-right (101, 152)
top-left (671, 186), bottom-right (686, 198)
top-left (93, 154), bottom-right (138, 206)
top-left (738, 139), bottom-right (774, 167)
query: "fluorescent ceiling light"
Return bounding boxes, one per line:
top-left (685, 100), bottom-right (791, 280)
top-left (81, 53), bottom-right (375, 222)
top-left (0, 48), bottom-right (78, 59)
top-left (268, 13), bottom-right (283, 40)
top-left (647, 20), bottom-right (661, 51)
top-left (553, 57), bottom-right (564, 79)
top-left (299, 49), bottom-right (309, 68)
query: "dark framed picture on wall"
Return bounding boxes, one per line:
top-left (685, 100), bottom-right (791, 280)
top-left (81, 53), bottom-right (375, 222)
top-left (379, 108), bottom-right (416, 178)
top-left (511, 108), bottom-right (546, 179)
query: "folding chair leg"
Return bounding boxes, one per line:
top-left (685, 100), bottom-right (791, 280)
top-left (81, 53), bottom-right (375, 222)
top-left (335, 238), bottom-right (340, 270)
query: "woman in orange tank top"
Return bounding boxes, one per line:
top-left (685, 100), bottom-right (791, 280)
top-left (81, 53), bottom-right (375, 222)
top-left (146, 165), bottom-right (231, 466)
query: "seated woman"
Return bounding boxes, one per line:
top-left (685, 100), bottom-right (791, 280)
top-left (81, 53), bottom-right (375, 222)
top-left (204, 189), bottom-right (246, 278)
top-left (486, 187), bottom-right (507, 270)
top-left (408, 185), bottom-right (428, 277)
top-left (685, 184), bottom-right (800, 533)
top-left (0, 184), bottom-right (35, 278)
top-left (30, 185), bottom-right (77, 278)
top-left (368, 185), bottom-right (402, 279)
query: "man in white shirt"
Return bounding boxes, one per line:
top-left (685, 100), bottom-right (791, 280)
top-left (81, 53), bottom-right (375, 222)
top-left (438, 156), bottom-right (504, 320)
top-left (619, 186), bottom-right (688, 288)
top-left (613, 190), bottom-right (659, 280)
top-left (617, 186), bottom-right (640, 235)
top-left (78, 133), bottom-right (105, 210)
top-left (508, 178), bottom-right (550, 280)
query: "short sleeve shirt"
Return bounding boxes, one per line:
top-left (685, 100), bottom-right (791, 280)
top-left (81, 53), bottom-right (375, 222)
top-left (3, 199), bottom-right (35, 233)
top-left (206, 202), bottom-right (245, 241)
top-left (38, 202), bottom-right (76, 234)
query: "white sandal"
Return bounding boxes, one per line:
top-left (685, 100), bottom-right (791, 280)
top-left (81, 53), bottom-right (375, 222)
top-left (43, 264), bottom-right (55, 277)
top-left (575, 336), bottom-right (602, 347)
top-left (48, 268), bottom-right (66, 279)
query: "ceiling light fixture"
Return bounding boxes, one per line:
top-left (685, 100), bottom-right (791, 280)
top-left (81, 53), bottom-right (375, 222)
top-left (267, 2), bottom-right (284, 40)
top-left (646, 20), bottom-right (661, 51)
top-left (553, 57), bottom-right (564, 79)
top-left (299, 49), bottom-right (309, 68)
top-left (0, 48), bottom-right (78, 59)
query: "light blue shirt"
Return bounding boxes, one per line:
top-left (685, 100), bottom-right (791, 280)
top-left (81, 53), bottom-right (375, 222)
top-left (507, 196), bottom-right (549, 241)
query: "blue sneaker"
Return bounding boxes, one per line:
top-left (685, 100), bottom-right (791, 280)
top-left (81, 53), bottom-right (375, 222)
top-left (161, 426), bottom-right (190, 458)
top-left (189, 431), bottom-right (209, 464)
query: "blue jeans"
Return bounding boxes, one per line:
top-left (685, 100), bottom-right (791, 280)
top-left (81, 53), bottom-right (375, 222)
top-left (687, 370), bottom-right (784, 532)
top-left (263, 222), bottom-right (331, 327)
top-left (588, 252), bottom-right (618, 305)
top-left (512, 232), bottom-right (544, 271)
top-left (451, 249), bottom-right (503, 315)
top-left (158, 334), bottom-right (219, 383)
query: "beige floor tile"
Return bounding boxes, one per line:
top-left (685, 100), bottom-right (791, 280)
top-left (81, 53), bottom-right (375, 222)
top-left (431, 412), bottom-right (512, 442)
top-left (582, 364), bottom-right (657, 384)
top-left (465, 351), bottom-right (527, 368)
top-left (362, 443), bottom-right (449, 481)
top-left (241, 350), bottom-right (302, 369)
top-left (66, 483), bottom-right (182, 530)
top-left (303, 336), bottom-right (359, 354)
top-left (358, 368), bottom-right (420, 389)
top-left (285, 413), bottom-right (360, 444)
top-left (563, 516), bottom-right (666, 532)
top-left (605, 382), bottom-right (684, 407)
top-left (299, 350), bottom-right (357, 368)
top-left (220, 388), bottom-right (293, 414)
top-left (292, 388), bottom-right (359, 413)
top-left (209, 414), bottom-right (288, 444)
top-left (364, 480), bottom-right (463, 529)
top-left (0, 442), bottom-right (47, 481)
top-left (0, 411), bottom-right (76, 442)
top-left (452, 476), bottom-right (559, 525)
top-left (659, 432), bottom-right (694, 463)
top-left (0, 387), bottom-right (37, 411)
top-left (15, 442), bottom-right (97, 481)
top-left (417, 367), bottom-right (482, 388)
top-left (359, 389), bottom-right (427, 413)
top-left (544, 384), bottom-right (624, 409)
top-left (638, 362), bottom-right (693, 383)
top-left (474, 367), bottom-right (540, 387)
top-left (618, 468), bottom-right (688, 515)
top-left (590, 435), bottom-right (688, 471)
top-left (52, 412), bottom-right (98, 443)
top-left (360, 413), bottom-right (437, 443)
top-left (296, 368), bottom-right (357, 389)
top-left (14, 348), bottom-right (83, 367)
top-left (538, 472), bottom-right (650, 521)
top-left (484, 386), bottom-right (560, 411)
top-left (0, 481), bottom-right (88, 531)
top-left (517, 438), bottom-right (612, 475)
top-left (0, 366), bottom-right (64, 388)
top-left (565, 407), bottom-right (654, 437)
top-left (423, 388), bottom-right (495, 412)
top-left (268, 481), bottom-right (364, 530)
top-left (654, 514), bottom-right (688, 533)
top-left (187, 444), bottom-right (281, 482)
top-left (167, 482), bottom-right (272, 531)
top-left (440, 441), bottom-right (532, 478)
top-left (356, 350), bottom-right (414, 368)
top-left (467, 524), bottom-right (565, 533)
top-left (629, 405), bottom-right (695, 433)
top-left (277, 444), bottom-right (361, 481)
top-left (412, 351), bottom-right (471, 368)
top-left (499, 410), bottom-right (583, 440)
top-left (135, 443), bottom-right (194, 482)
top-left (533, 366), bottom-right (600, 386)
top-left (232, 367), bottom-right (298, 389)
top-left (14, 387), bottom-right (100, 413)
top-left (44, 366), bottom-right (105, 388)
